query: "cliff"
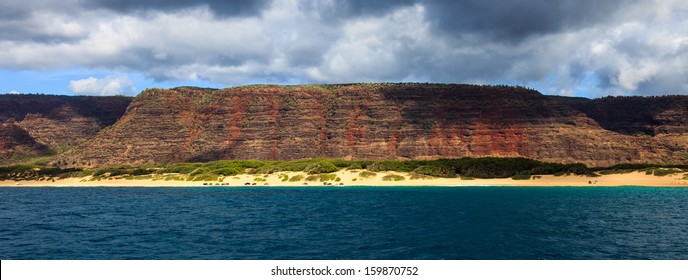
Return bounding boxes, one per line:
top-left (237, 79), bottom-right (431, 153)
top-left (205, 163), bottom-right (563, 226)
top-left (0, 94), bottom-right (133, 163)
top-left (52, 84), bottom-right (688, 167)
top-left (553, 95), bottom-right (688, 136)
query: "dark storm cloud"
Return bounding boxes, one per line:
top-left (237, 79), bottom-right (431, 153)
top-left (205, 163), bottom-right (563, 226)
top-left (422, 0), bottom-right (632, 42)
top-left (82, 0), bottom-right (270, 17)
top-left (0, 3), bottom-right (30, 20)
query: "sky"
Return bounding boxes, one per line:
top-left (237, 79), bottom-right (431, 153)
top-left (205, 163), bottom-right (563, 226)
top-left (1, 0), bottom-right (687, 97)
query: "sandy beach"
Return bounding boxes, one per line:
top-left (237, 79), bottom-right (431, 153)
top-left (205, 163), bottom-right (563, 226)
top-left (2, 170), bottom-right (687, 187)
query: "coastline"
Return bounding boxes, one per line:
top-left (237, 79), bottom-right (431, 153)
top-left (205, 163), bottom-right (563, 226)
top-left (2, 170), bottom-right (687, 187)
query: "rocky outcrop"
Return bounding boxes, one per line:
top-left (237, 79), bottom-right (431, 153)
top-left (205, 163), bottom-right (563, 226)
top-left (55, 84), bottom-right (688, 167)
top-left (0, 94), bottom-right (133, 163)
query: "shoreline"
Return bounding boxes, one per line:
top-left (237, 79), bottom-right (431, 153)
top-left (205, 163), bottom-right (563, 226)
top-left (2, 170), bottom-right (687, 188)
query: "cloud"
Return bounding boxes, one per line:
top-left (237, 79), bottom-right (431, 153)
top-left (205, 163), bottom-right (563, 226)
top-left (83, 0), bottom-right (271, 17)
top-left (69, 76), bottom-right (136, 96)
top-left (422, 0), bottom-right (633, 43)
top-left (7, 90), bottom-right (19, 94)
top-left (1, 0), bottom-right (688, 96)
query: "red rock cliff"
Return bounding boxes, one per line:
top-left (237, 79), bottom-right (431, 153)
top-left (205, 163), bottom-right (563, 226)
top-left (55, 84), bottom-right (688, 167)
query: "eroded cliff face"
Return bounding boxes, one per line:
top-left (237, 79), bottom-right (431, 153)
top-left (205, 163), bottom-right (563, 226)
top-left (0, 94), bottom-right (133, 163)
top-left (0, 121), bottom-right (50, 160)
top-left (55, 84), bottom-right (688, 167)
top-left (555, 95), bottom-right (688, 136)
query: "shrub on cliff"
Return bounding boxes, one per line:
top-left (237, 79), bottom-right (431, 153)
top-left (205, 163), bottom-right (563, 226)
top-left (304, 161), bottom-right (339, 174)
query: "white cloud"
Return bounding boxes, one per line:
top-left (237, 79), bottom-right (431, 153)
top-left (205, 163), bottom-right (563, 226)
top-left (8, 90), bottom-right (19, 94)
top-left (69, 76), bottom-right (136, 96)
top-left (1, 0), bottom-right (688, 96)
top-left (313, 4), bottom-right (439, 83)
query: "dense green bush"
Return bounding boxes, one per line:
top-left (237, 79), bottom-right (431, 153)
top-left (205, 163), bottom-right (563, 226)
top-left (304, 161), bottom-right (339, 174)
top-left (347, 163), bottom-right (363, 170)
top-left (367, 161), bottom-right (417, 172)
top-left (412, 165), bottom-right (456, 178)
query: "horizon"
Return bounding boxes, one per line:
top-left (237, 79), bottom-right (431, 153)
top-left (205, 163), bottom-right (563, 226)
top-left (2, 1), bottom-right (688, 98)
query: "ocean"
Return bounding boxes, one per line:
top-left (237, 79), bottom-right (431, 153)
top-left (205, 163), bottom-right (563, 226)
top-left (0, 186), bottom-right (687, 259)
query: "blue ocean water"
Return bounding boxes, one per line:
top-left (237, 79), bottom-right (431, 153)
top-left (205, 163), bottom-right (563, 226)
top-left (0, 186), bottom-right (687, 260)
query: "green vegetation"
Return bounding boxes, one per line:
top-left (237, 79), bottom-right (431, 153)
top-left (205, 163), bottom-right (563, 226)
top-left (0, 164), bottom-right (84, 181)
top-left (191, 174), bottom-right (219, 182)
top-left (2, 157), bottom-right (687, 182)
top-left (296, 173), bottom-right (342, 182)
top-left (347, 163), bottom-right (363, 170)
top-left (382, 174), bottom-right (405, 181)
top-left (158, 163), bottom-right (202, 174)
top-left (646, 168), bottom-right (685, 177)
top-left (288, 175), bottom-right (304, 182)
top-left (511, 174), bottom-right (532, 180)
top-left (409, 173), bottom-right (433, 180)
top-left (597, 169), bottom-right (635, 175)
top-left (412, 165), bottom-right (456, 178)
top-left (319, 174), bottom-right (339, 181)
top-left (304, 161), bottom-right (339, 174)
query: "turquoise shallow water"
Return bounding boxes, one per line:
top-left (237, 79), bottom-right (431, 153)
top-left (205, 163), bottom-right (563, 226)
top-left (0, 186), bottom-right (687, 259)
